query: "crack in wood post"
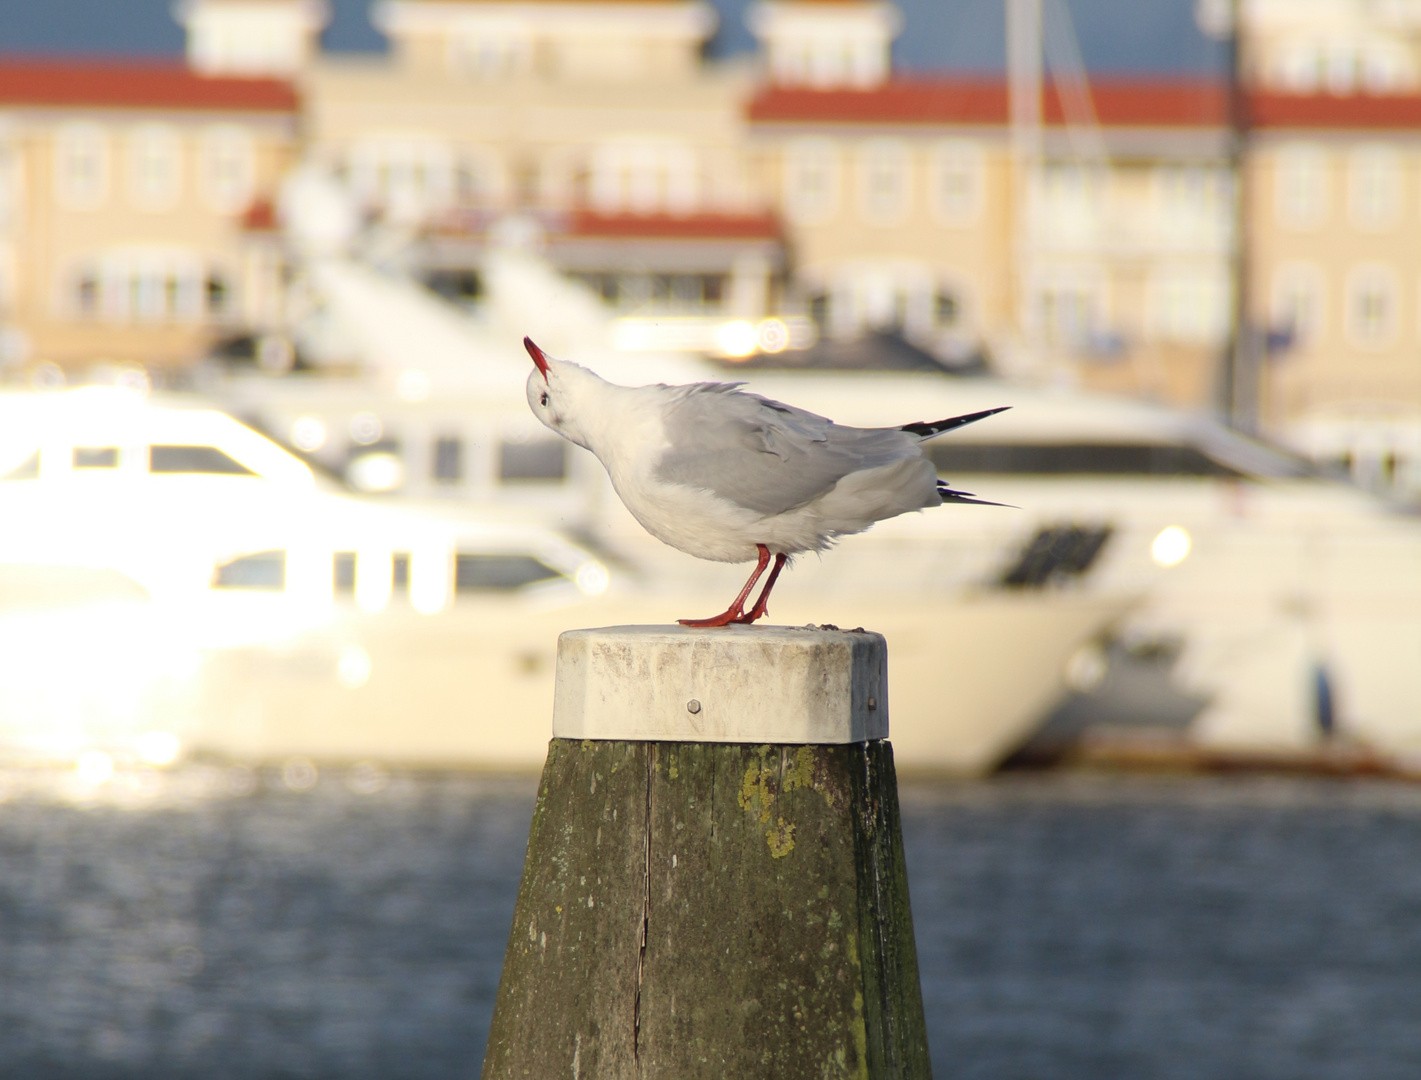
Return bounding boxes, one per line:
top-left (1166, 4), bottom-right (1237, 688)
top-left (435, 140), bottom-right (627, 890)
top-left (866, 745), bottom-right (899, 1072)
top-left (709, 748), bottom-right (716, 840)
top-left (633, 744), bottom-right (654, 1069)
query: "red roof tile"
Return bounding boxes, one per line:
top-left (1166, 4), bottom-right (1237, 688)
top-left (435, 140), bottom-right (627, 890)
top-left (1085, 80), bottom-right (1227, 127)
top-left (1248, 90), bottom-right (1421, 129)
top-left (241, 198), bottom-right (279, 232)
top-left (749, 76), bottom-right (1421, 133)
top-left (749, 79), bottom-right (1009, 126)
top-left (0, 59), bottom-right (297, 112)
top-left (749, 77), bottom-right (1228, 128)
top-left (567, 210), bottom-right (782, 241)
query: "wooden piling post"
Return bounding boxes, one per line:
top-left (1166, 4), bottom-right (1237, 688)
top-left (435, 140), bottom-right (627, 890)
top-left (482, 626), bottom-right (931, 1080)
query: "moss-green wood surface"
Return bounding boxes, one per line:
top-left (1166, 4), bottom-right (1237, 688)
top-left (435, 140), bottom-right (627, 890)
top-left (482, 740), bottom-right (930, 1079)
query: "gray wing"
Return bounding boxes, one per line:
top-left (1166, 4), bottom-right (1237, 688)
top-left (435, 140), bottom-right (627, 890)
top-left (655, 384), bottom-right (917, 515)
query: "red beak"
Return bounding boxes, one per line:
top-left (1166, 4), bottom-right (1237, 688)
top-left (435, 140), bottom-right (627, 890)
top-left (524, 336), bottom-right (550, 380)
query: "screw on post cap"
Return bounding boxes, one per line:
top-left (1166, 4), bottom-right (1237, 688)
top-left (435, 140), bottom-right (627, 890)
top-left (686, 699), bottom-right (702, 714)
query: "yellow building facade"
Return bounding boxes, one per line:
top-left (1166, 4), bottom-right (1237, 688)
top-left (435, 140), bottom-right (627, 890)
top-left (0, 61), bottom-right (299, 378)
top-left (4, 0), bottom-right (1421, 492)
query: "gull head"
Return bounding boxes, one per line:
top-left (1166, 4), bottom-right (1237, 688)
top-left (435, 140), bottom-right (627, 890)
top-left (524, 336), bottom-right (599, 450)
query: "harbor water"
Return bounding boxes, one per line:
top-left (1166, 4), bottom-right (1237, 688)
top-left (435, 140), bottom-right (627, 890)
top-left (1, 766), bottom-right (1419, 1079)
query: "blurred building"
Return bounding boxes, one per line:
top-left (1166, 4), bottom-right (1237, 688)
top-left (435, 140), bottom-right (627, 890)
top-left (747, 75), bottom-right (1235, 401)
top-left (1233, 0), bottom-right (1421, 94)
top-left (0, 59), bottom-right (299, 375)
top-left (1246, 91), bottom-right (1421, 491)
top-left (297, 0), bottom-right (786, 350)
top-left (3, 0), bottom-right (1421, 493)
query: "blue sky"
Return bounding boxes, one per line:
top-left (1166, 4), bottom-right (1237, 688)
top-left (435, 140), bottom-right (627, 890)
top-left (0, 0), bottom-right (1225, 75)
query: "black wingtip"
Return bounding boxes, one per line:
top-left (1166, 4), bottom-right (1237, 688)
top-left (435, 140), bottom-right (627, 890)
top-left (902, 406), bottom-right (1011, 439)
top-left (937, 481), bottom-right (1016, 508)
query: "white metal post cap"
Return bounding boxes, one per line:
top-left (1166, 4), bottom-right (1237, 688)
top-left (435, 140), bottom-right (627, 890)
top-left (551, 624), bottom-right (888, 744)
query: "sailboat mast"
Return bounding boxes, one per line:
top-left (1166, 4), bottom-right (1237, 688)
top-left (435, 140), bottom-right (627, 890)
top-left (1223, 0), bottom-right (1257, 432)
top-left (1007, 0), bottom-right (1043, 377)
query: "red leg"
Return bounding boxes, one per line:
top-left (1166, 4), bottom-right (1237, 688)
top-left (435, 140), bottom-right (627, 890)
top-left (736, 553), bottom-right (787, 625)
top-left (679, 545), bottom-right (771, 628)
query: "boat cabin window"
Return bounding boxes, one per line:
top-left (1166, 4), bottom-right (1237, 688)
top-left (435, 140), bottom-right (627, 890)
top-left (393, 554), bottom-right (409, 590)
top-left (1001, 525), bottom-right (1113, 588)
top-left (150, 445), bottom-right (255, 475)
top-left (212, 550), bottom-right (285, 590)
top-left (333, 552), bottom-right (356, 592)
top-left (432, 436), bottom-right (462, 482)
top-left (1, 451), bottom-right (39, 480)
top-left (73, 447), bottom-right (119, 469)
top-left (499, 439), bottom-right (567, 483)
top-left (928, 443), bottom-right (1244, 478)
top-left (455, 554), bottom-right (562, 591)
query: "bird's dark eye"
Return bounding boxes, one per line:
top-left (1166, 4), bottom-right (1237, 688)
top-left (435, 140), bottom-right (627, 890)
top-left (540, 392), bottom-right (549, 407)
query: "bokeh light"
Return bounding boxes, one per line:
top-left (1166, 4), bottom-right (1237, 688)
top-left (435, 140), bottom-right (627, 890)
top-left (1151, 525), bottom-right (1192, 567)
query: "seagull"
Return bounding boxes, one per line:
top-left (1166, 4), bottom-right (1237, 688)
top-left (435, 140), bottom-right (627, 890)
top-left (523, 337), bottom-right (1008, 627)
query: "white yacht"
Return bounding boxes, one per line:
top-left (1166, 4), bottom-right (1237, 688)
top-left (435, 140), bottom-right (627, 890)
top-left (0, 385), bottom-right (1122, 773)
top-left (731, 372), bottom-right (1421, 759)
top-left (207, 249), bottom-right (1421, 765)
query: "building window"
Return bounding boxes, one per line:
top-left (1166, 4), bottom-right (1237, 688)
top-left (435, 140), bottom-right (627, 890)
top-left (808, 291), bottom-right (829, 329)
top-left (1275, 145), bottom-right (1330, 230)
top-left (76, 273), bottom-right (100, 317)
top-left (54, 123), bottom-right (109, 210)
top-left (1270, 263), bottom-right (1326, 345)
top-left (587, 142), bottom-right (697, 216)
top-left (1348, 146), bottom-right (1402, 231)
top-left (455, 554), bottom-right (561, 591)
top-left (2, 451), bottom-right (39, 480)
top-left (73, 447), bottom-right (119, 469)
top-left (0, 144), bottom-right (21, 231)
top-left (200, 125), bottom-right (255, 213)
top-left (132, 270), bottom-right (167, 321)
top-left (448, 34), bottom-right (528, 79)
top-left (1039, 164), bottom-right (1107, 239)
top-left (1033, 271), bottom-right (1109, 349)
top-left (573, 271), bottom-right (725, 313)
top-left (930, 141), bottom-right (984, 225)
top-left (1157, 164), bottom-right (1209, 212)
top-left (426, 269), bottom-right (483, 303)
top-left (1155, 164), bottom-right (1231, 217)
top-left (1273, 43), bottom-right (1416, 94)
top-left (432, 436), bottom-right (463, 482)
top-left (127, 124), bottom-right (181, 211)
top-left (213, 551), bottom-right (285, 590)
top-left (349, 139), bottom-right (456, 220)
top-left (624, 145), bottom-right (661, 213)
top-left (206, 271), bottom-right (232, 317)
top-left (455, 149), bottom-right (503, 208)
top-left (934, 290), bottom-right (961, 327)
top-left (70, 254), bottom-right (226, 324)
top-left (1147, 268), bottom-right (1229, 345)
top-left (783, 138), bottom-right (840, 225)
top-left (499, 438), bottom-right (567, 482)
top-left (1346, 265), bottom-right (1399, 347)
top-left (0, 245), bottom-right (11, 318)
top-left (1154, 164), bottom-right (1232, 246)
top-left (333, 552), bottom-right (356, 593)
top-left (858, 140), bottom-right (910, 225)
top-left (149, 445), bottom-right (254, 475)
top-left (1040, 289), bottom-right (1096, 347)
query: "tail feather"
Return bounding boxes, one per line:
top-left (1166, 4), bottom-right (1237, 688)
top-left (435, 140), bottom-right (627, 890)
top-left (936, 479), bottom-right (1015, 508)
top-left (901, 406), bottom-right (1010, 440)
